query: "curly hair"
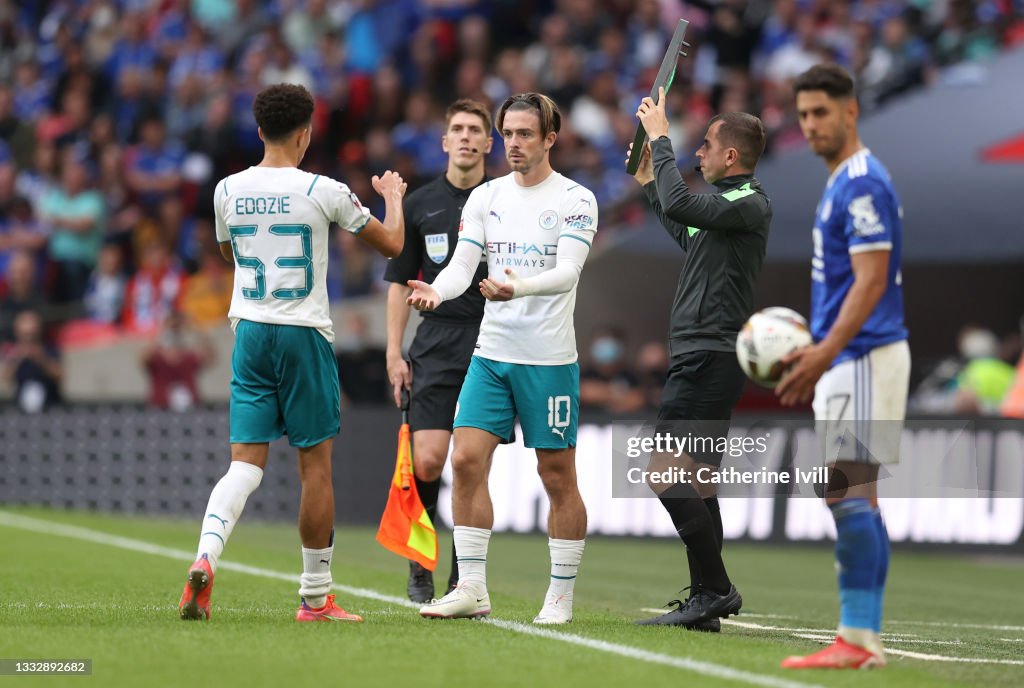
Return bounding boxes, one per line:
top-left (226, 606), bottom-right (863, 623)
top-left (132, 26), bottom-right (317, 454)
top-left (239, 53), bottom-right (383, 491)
top-left (252, 84), bottom-right (315, 141)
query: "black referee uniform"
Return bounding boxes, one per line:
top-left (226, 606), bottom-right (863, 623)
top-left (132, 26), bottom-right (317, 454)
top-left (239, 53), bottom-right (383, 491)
top-left (635, 134), bottom-right (771, 630)
top-left (384, 174), bottom-right (490, 431)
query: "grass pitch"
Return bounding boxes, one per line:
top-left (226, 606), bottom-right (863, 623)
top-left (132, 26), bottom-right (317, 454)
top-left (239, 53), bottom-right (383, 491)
top-left (1, 507), bottom-right (1021, 688)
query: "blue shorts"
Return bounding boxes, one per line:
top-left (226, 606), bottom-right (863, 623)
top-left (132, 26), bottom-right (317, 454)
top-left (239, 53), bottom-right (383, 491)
top-left (454, 356), bottom-right (579, 449)
top-left (230, 320), bottom-right (340, 448)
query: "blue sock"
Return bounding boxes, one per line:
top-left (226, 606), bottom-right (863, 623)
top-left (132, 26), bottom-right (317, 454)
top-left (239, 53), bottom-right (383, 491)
top-left (830, 499), bottom-right (881, 632)
top-left (872, 509), bottom-right (889, 632)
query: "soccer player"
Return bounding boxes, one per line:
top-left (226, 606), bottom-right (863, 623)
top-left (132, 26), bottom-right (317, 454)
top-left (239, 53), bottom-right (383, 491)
top-left (178, 83), bottom-right (407, 622)
top-left (778, 63), bottom-right (909, 669)
top-left (383, 98), bottom-right (494, 602)
top-left (407, 93), bottom-right (597, 625)
top-left (628, 89), bottom-right (771, 630)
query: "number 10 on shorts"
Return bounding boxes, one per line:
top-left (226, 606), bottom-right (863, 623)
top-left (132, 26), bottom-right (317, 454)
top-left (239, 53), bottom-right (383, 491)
top-left (548, 396), bottom-right (571, 429)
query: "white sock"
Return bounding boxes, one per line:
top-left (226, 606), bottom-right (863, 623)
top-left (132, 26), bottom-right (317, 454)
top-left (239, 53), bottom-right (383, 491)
top-left (196, 461), bottom-right (263, 572)
top-left (299, 543), bottom-right (334, 609)
top-left (454, 526), bottom-right (491, 593)
top-left (546, 538), bottom-right (585, 600)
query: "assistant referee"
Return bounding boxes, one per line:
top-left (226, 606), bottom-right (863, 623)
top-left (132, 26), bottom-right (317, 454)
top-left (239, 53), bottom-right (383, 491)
top-left (384, 98), bottom-right (493, 603)
top-left (628, 88), bottom-right (772, 630)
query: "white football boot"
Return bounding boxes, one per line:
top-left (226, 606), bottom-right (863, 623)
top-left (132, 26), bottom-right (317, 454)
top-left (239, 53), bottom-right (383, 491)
top-left (532, 591), bottom-right (573, 625)
top-left (419, 583), bottom-right (491, 619)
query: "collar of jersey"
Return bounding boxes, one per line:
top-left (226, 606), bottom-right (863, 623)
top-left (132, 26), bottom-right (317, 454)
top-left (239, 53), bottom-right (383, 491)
top-left (826, 147), bottom-right (871, 189)
top-left (713, 173), bottom-right (756, 190)
top-left (442, 174), bottom-right (490, 196)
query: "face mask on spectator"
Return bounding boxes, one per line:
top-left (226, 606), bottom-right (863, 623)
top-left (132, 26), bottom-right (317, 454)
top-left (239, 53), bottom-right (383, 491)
top-left (591, 338), bottom-right (622, 365)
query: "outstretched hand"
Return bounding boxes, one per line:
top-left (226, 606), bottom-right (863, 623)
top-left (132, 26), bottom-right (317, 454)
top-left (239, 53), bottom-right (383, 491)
top-left (407, 279), bottom-right (441, 311)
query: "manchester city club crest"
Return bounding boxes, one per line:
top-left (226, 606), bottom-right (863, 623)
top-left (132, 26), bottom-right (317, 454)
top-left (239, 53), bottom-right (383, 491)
top-left (425, 233), bottom-right (449, 264)
top-left (539, 209), bottom-right (559, 230)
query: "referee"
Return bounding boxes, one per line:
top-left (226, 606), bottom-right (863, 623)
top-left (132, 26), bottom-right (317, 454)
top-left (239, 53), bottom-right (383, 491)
top-left (628, 88), bottom-right (772, 630)
top-left (384, 98), bottom-right (493, 603)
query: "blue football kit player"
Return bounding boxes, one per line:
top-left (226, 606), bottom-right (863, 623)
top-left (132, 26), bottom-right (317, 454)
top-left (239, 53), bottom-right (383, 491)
top-left (778, 64), bottom-right (910, 669)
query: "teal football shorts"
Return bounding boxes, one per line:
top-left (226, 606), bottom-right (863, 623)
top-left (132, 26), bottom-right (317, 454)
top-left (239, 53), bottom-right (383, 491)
top-left (230, 319), bottom-right (340, 448)
top-left (454, 356), bottom-right (579, 449)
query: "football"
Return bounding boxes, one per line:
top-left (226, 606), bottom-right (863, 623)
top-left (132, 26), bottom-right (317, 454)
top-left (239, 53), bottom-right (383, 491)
top-left (736, 307), bottom-right (813, 388)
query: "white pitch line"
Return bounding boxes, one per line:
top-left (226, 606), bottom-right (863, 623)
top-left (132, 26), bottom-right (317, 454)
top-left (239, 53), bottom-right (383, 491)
top-left (0, 511), bottom-right (817, 688)
top-left (884, 649), bottom-right (1024, 666)
top-left (790, 633), bottom-right (963, 647)
top-left (720, 619), bottom-right (954, 644)
top-left (890, 620), bottom-right (1024, 633)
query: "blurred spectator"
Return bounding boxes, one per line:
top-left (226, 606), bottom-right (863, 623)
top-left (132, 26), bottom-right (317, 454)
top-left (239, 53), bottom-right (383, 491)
top-left (911, 325), bottom-right (1016, 415)
top-left (581, 326), bottom-right (645, 414)
top-left (0, 196), bottom-right (48, 274)
top-left (216, 0), bottom-right (272, 58)
top-left (82, 244), bottom-right (126, 325)
top-left (0, 83), bottom-right (34, 168)
top-left (1002, 318), bottom-right (1024, 419)
top-left (122, 241), bottom-right (183, 334)
top-left (635, 339), bottom-right (670, 410)
top-left (167, 21), bottom-right (224, 91)
top-left (3, 309), bottom-right (62, 413)
top-left (765, 13), bottom-right (828, 83)
top-left (934, 0), bottom-right (1000, 66)
top-left (336, 311), bottom-right (388, 405)
top-left (15, 140), bottom-right (58, 209)
top-left (283, 0), bottom-right (338, 56)
top-left (954, 327), bottom-right (1016, 415)
top-left (13, 59), bottom-right (50, 122)
top-left (103, 10), bottom-right (157, 84)
top-left (0, 250), bottom-right (52, 344)
top-left (859, 15), bottom-right (933, 108)
top-left (336, 230), bottom-right (383, 299)
top-left (179, 249), bottom-right (232, 329)
top-left (391, 92), bottom-right (448, 177)
top-left (261, 38), bottom-right (314, 91)
top-left (141, 310), bottom-right (213, 411)
top-left (36, 154), bottom-right (105, 302)
top-left (123, 116), bottom-right (185, 211)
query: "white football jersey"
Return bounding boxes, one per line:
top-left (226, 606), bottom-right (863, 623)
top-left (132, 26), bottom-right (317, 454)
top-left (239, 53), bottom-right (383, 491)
top-left (214, 167), bottom-right (370, 342)
top-left (459, 171), bottom-right (597, 365)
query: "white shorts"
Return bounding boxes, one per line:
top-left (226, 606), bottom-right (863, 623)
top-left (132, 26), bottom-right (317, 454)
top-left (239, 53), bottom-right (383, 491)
top-left (813, 340), bottom-right (910, 464)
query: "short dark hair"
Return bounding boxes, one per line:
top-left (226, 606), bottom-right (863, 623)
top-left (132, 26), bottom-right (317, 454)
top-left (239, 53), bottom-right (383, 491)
top-left (253, 84), bottom-right (315, 141)
top-left (792, 63), bottom-right (856, 100)
top-left (446, 98), bottom-right (492, 133)
top-left (496, 92), bottom-right (561, 138)
top-left (708, 111), bottom-right (766, 169)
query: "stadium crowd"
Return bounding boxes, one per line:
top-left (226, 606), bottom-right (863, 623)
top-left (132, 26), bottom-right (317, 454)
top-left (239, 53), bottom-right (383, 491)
top-left (0, 0), bottom-right (1021, 411)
